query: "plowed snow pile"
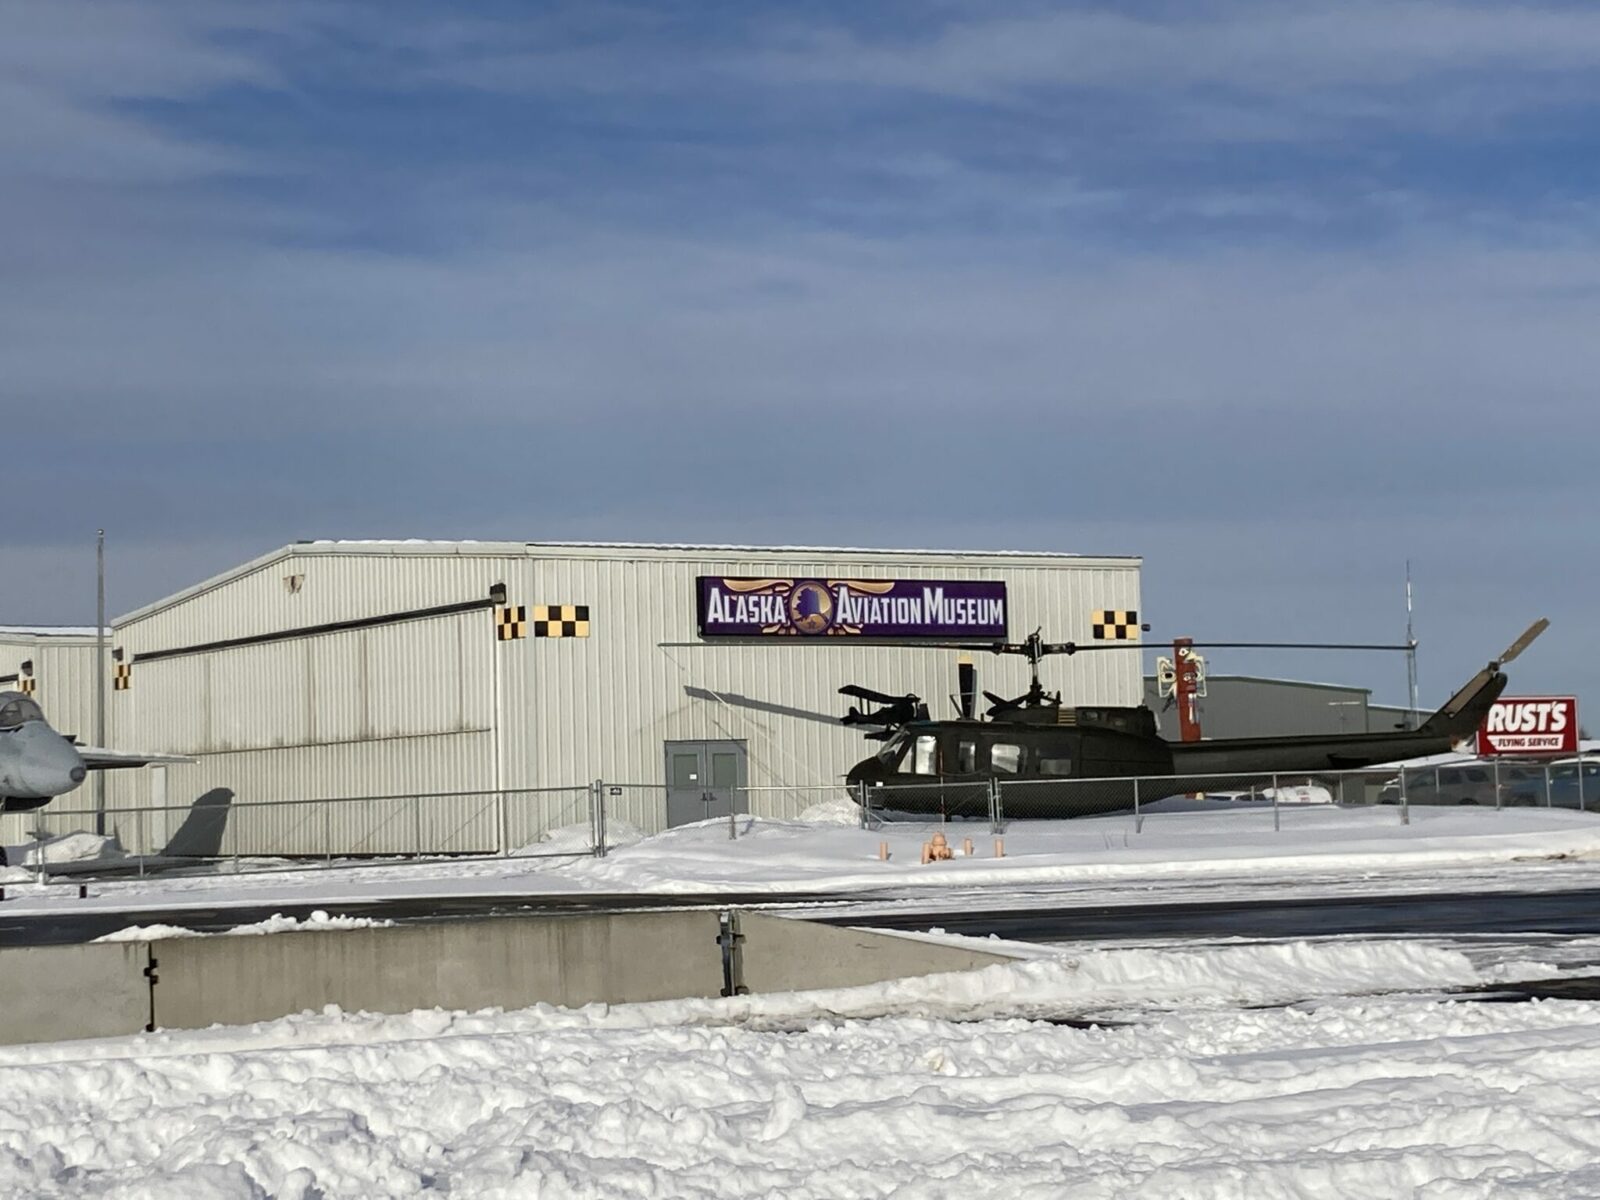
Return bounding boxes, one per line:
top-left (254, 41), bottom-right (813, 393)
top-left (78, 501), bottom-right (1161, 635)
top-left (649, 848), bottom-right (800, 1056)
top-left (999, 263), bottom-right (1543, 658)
top-left (5, 939), bottom-right (1600, 1197)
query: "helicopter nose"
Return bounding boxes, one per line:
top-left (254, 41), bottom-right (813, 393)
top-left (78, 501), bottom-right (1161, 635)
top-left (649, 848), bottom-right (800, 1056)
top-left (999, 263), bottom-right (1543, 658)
top-left (16, 726), bottom-right (88, 799)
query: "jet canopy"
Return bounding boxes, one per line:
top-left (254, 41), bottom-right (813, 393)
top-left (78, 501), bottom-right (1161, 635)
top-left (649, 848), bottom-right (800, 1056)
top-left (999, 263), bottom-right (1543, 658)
top-left (0, 693), bottom-right (44, 730)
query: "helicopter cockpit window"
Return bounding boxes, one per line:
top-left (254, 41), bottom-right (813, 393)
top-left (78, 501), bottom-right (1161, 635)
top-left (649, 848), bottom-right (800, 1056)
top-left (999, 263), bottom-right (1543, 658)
top-left (990, 743), bottom-right (1022, 774)
top-left (911, 734), bottom-right (937, 776)
top-left (0, 697), bottom-right (43, 729)
top-left (876, 731), bottom-right (909, 767)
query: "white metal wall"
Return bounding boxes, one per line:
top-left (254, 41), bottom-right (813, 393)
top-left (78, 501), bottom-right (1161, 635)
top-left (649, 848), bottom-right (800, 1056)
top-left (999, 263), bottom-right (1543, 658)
top-left (0, 634), bottom-right (102, 846)
top-left (502, 548), bottom-right (1141, 794)
top-left (102, 548), bottom-right (518, 851)
top-left (0, 635), bottom-right (99, 743)
top-left (91, 543), bottom-right (1139, 854)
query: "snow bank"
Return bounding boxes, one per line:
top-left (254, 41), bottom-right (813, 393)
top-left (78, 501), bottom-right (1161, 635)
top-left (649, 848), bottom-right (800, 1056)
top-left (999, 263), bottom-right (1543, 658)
top-left (2, 939), bottom-right (1599, 1197)
top-left (796, 795), bottom-right (861, 825)
top-left (514, 818), bottom-right (646, 855)
top-left (1, 831), bottom-right (123, 871)
top-left (7, 805), bottom-right (1600, 919)
top-left (94, 910), bottom-right (394, 942)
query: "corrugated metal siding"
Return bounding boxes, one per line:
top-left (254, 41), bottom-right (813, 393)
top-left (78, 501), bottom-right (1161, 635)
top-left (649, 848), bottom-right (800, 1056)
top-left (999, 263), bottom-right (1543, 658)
top-left (90, 731), bottom-right (498, 855)
top-left (0, 636), bottom-right (99, 744)
top-left (1, 635), bottom-right (103, 849)
top-left (1140, 676), bottom-right (1374, 739)
top-left (103, 601), bottom-right (500, 852)
top-left (509, 550), bottom-right (1141, 792)
top-left (120, 549), bottom-right (520, 650)
top-left (91, 543), bottom-right (1139, 855)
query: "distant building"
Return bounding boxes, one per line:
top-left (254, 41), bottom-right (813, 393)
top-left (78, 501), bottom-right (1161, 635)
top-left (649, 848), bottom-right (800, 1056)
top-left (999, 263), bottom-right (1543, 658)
top-left (0, 626), bottom-right (103, 744)
top-left (1140, 673), bottom-right (1417, 741)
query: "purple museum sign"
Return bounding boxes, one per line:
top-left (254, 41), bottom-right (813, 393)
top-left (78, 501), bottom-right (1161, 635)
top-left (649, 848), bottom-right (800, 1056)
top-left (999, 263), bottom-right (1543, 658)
top-left (697, 577), bottom-right (1008, 639)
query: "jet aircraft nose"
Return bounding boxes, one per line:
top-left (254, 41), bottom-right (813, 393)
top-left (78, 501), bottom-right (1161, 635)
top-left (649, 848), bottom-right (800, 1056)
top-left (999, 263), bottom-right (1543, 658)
top-left (15, 724), bottom-right (88, 799)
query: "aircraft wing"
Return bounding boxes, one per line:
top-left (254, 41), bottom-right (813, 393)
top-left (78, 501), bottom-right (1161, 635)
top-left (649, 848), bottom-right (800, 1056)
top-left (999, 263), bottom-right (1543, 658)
top-left (77, 747), bottom-right (195, 771)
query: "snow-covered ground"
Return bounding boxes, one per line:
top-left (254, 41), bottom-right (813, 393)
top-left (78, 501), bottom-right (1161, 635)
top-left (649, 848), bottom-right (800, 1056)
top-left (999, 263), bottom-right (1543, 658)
top-left (4, 804), bottom-right (1600, 922)
top-left (4, 937), bottom-right (1600, 1197)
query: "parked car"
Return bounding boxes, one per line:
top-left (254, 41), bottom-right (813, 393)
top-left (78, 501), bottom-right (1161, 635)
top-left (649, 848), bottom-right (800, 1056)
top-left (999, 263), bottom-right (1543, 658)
top-left (1530, 759), bottom-right (1600, 810)
top-left (1377, 759), bottom-right (1600, 809)
top-left (1378, 764), bottom-right (1498, 806)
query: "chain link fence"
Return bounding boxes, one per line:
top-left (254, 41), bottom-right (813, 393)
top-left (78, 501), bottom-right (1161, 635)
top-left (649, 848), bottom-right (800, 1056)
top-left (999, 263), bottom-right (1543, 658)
top-left (5, 757), bottom-right (1593, 887)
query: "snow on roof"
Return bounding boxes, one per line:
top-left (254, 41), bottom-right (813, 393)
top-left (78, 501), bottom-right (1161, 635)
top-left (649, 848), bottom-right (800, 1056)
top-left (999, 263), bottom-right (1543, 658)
top-left (304, 538), bottom-right (1125, 560)
top-left (0, 625), bottom-right (104, 639)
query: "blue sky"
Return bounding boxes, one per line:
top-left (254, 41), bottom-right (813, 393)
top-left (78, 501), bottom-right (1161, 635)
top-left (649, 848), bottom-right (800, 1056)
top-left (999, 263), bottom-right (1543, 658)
top-left (5, 0), bottom-right (1598, 718)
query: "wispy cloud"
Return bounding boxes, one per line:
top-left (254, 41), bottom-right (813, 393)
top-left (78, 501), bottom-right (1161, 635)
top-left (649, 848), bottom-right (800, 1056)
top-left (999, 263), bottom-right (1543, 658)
top-left (1, 0), bottom-right (1595, 707)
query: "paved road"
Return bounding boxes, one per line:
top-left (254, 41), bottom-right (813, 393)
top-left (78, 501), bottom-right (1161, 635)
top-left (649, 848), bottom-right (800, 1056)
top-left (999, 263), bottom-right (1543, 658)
top-left (826, 887), bottom-right (1600, 942)
top-left (8, 885), bottom-right (1600, 947)
top-left (0, 892), bottom-right (840, 947)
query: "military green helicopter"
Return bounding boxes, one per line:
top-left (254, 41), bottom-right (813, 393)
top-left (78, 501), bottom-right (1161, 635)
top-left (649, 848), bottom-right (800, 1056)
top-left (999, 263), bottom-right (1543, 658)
top-left (841, 621), bottom-right (1548, 818)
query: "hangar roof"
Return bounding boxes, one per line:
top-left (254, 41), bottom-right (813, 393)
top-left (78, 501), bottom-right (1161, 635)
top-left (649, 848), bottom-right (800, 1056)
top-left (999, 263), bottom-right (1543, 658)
top-left (0, 625), bottom-right (105, 640)
top-left (117, 539), bottom-right (1141, 625)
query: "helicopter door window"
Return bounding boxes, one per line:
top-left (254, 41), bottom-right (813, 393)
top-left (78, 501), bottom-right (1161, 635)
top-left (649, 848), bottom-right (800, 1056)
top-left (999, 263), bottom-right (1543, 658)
top-left (956, 740), bottom-right (977, 774)
top-left (1039, 756), bottom-right (1072, 776)
top-left (911, 735), bottom-right (937, 776)
top-left (990, 743), bottom-right (1022, 774)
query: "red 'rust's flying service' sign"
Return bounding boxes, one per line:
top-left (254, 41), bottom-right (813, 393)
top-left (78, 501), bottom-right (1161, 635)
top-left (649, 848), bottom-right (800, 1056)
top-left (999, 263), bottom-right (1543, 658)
top-left (1476, 696), bottom-right (1579, 756)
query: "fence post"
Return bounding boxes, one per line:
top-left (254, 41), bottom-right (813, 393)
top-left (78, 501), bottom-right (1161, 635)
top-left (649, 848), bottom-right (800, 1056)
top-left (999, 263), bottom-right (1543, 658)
top-left (1580, 760), bottom-right (1589, 812)
top-left (498, 789), bottom-right (510, 857)
top-left (729, 790), bottom-right (738, 841)
top-left (1133, 776), bottom-right (1142, 834)
top-left (856, 780), bottom-right (869, 829)
top-left (1545, 762), bottom-right (1553, 807)
top-left (1271, 774), bottom-right (1280, 832)
top-left (592, 779), bottom-right (607, 859)
top-left (325, 802), bottom-right (333, 863)
top-left (1401, 768), bottom-right (1410, 826)
top-left (1494, 759), bottom-right (1502, 811)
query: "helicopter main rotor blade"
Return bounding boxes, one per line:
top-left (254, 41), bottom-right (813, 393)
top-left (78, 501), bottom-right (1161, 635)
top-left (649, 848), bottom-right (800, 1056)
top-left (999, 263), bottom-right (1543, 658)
top-left (1493, 618), bottom-right (1549, 668)
top-left (958, 656), bottom-right (977, 720)
top-left (1185, 641), bottom-right (1412, 651)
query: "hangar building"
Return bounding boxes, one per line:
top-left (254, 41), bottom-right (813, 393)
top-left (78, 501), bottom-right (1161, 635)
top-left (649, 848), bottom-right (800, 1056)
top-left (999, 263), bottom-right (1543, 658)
top-left (29, 541), bottom-right (1141, 855)
top-left (1139, 674), bottom-right (1419, 740)
top-left (0, 626), bottom-right (102, 745)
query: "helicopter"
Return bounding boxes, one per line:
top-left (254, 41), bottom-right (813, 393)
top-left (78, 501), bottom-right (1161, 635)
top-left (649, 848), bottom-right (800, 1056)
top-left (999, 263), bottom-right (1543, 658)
top-left (840, 620), bottom-right (1548, 818)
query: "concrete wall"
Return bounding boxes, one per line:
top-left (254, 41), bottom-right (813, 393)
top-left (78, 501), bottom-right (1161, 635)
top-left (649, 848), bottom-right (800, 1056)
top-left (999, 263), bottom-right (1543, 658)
top-left (151, 910), bottom-right (727, 1030)
top-left (0, 910), bottom-right (1020, 1046)
top-left (0, 943), bottom-right (150, 1044)
top-left (736, 913), bottom-right (1011, 993)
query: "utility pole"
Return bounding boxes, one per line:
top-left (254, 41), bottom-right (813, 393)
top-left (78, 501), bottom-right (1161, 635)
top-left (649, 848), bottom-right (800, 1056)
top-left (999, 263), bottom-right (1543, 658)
top-left (95, 529), bottom-right (106, 836)
top-left (1405, 560), bottom-right (1419, 731)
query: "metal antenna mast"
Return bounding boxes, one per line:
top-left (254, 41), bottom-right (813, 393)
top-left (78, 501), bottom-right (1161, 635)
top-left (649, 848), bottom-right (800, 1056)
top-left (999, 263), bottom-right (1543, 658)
top-left (1405, 559), bottom-right (1419, 730)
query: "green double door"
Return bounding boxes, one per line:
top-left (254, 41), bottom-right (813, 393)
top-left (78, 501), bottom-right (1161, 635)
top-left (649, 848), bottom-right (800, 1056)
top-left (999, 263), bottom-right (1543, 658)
top-left (665, 740), bottom-right (748, 828)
